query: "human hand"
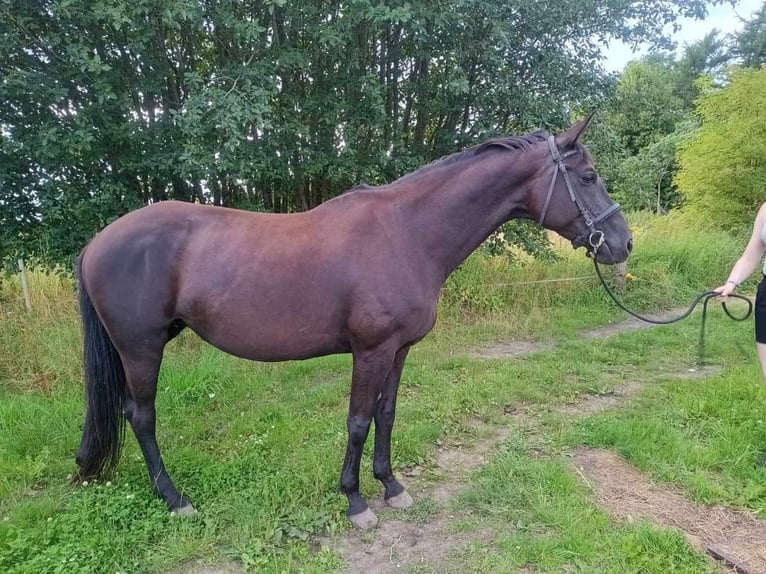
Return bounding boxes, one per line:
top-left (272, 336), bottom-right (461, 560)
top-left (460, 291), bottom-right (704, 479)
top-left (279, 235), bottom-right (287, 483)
top-left (713, 281), bottom-right (737, 299)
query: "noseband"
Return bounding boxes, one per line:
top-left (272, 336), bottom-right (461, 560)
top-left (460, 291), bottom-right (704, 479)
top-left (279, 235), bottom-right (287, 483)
top-left (538, 135), bottom-right (621, 251)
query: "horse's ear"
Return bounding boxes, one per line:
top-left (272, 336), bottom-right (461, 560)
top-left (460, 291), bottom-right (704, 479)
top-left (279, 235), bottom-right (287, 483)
top-left (555, 112), bottom-right (597, 149)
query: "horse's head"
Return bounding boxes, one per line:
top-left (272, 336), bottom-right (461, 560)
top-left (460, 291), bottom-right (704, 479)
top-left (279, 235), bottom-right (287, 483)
top-left (530, 116), bottom-right (632, 264)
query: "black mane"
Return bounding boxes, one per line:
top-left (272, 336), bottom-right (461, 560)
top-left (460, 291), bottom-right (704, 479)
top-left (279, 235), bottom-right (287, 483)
top-left (345, 130), bottom-right (550, 192)
top-left (398, 130), bottom-right (550, 182)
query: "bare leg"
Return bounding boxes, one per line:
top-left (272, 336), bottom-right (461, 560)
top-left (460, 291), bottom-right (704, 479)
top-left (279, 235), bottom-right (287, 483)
top-left (122, 348), bottom-right (193, 513)
top-left (340, 345), bottom-right (397, 529)
top-left (373, 346), bottom-right (412, 509)
top-left (757, 343), bottom-right (766, 382)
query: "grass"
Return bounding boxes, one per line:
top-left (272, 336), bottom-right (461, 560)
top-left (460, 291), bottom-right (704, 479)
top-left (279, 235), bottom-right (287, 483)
top-left (0, 212), bottom-right (761, 572)
top-left (451, 308), bottom-right (760, 573)
top-left (571, 357), bottom-right (766, 509)
top-left (457, 437), bottom-right (717, 573)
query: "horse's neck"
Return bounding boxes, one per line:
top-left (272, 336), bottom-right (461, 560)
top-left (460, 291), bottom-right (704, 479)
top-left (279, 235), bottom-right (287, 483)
top-left (398, 151), bottom-right (538, 282)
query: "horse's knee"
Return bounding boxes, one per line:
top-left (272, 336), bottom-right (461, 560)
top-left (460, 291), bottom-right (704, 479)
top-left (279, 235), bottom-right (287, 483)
top-left (347, 414), bottom-right (371, 443)
top-left (375, 401), bottom-right (396, 426)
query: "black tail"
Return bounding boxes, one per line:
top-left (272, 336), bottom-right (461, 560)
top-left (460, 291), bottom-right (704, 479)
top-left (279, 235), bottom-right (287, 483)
top-left (75, 252), bottom-right (126, 479)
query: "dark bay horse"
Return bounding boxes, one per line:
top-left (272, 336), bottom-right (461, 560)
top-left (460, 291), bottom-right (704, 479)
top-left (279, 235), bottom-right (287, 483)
top-left (75, 117), bottom-right (632, 529)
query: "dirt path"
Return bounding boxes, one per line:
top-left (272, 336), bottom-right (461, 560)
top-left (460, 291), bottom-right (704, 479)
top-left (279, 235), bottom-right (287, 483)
top-left (328, 424), bottom-right (511, 574)
top-left (573, 449), bottom-right (766, 574)
top-left (472, 309), bottom-right (682, 360)
top-left (331, 311), bottom-right (764, 573)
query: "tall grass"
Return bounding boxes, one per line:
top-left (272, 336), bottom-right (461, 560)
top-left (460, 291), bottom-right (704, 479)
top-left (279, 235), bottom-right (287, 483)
top-left (0, 268), bottom-right (81, 394)
top-left (439, 211), bottom-right (740, 344)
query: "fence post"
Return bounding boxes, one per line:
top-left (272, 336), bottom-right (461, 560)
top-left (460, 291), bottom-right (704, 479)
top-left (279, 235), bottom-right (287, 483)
top-left (614, 261), bottom-right (628, 288)
top-left (18, 259), bottom-right (32, 313)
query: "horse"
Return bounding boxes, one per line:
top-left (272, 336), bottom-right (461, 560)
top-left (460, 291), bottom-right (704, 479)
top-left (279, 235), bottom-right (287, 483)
top-left (74, 116), bottom-right (632, 529)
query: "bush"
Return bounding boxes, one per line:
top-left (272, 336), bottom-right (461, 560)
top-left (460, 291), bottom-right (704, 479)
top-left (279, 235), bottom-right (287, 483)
top-left (675, 67), bottom-right (766, 231)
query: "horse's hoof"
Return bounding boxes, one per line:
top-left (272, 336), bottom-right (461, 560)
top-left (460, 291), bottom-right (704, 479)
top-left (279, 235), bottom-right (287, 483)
top-left (349, 508), bottom-right (378, 530)
top-left (385, 490), bottom-right (413, 509)
top-left (172, 503), bottom-right (198, 517)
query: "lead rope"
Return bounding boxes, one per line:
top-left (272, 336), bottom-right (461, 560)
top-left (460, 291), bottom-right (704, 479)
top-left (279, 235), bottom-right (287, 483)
top-left (589, 240), bottom-right (752, 365)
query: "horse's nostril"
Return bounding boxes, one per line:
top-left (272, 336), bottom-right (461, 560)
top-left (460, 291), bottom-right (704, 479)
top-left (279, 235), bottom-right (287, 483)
top-left (627, 238), bottom-right (633, 253)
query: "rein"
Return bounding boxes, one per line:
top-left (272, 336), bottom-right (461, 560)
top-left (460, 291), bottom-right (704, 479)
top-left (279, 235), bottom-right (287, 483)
top-left (591, 253), bottom-right (752, 365)
top-left (544, 135), bottom-right (753, 365)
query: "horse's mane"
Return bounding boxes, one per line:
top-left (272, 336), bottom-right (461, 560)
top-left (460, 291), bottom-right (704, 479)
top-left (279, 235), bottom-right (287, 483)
top-left (343, 130), bottom-right (550, 193)
top-left (405, 130), bottom-right (549, 178)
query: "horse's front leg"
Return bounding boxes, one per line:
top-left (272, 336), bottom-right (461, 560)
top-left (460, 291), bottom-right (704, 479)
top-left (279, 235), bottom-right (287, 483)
top-left (373, 346), bottom-right (413, 509)
top-left (340, 344), bottom-right (398, 529)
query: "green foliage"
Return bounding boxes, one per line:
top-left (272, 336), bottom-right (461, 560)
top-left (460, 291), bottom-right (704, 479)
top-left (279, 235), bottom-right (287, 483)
top-left (675, 67), bottom-right (766, 231)
top-left (589, 30), bottom-right (735, 214)
top-left (588, 57), bottom-right (691, 213)
top-left (482, 220), bottom-right (557, 260)
top-left (608, 58), bottom-right (687, 156)
top-left (674, 31), bottom-right (731, 106)
top-left (612, 118), bottom-right (696, 212)
top-left (732, 2), bottom-right (766, 68)
top-left (0, 0), bottom-right (736, 266)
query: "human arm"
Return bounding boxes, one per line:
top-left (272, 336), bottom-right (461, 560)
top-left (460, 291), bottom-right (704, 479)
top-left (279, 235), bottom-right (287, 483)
top-left (714, 203), bottom-right (766, 297)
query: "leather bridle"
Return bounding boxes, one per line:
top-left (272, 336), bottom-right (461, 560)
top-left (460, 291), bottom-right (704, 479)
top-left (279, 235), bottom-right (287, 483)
top-left (539, 135), bottom-right (622, 252)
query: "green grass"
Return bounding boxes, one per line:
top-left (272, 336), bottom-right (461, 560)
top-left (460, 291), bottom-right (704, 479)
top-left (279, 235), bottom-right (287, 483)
top-left (457, 437), bottom-right (717, 573)
top-left (0, 212), bottom-right (761, 572)
top-left (449, 309), bottom-right (759, 573)
top-left (570, 353), bottom-right (766, 509)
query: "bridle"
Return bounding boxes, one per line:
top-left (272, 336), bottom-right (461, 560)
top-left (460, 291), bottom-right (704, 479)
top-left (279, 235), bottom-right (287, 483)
top-left (539, 135), bottom-right (622, 253)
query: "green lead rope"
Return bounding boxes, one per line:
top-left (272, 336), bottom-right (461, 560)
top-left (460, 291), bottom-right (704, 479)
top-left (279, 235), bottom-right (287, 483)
top-left (592, 258), bottom-right (753, 366)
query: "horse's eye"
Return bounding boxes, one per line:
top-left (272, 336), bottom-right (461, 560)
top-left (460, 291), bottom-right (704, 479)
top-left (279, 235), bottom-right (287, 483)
top-left (581, 172), bottom-right (597, 185)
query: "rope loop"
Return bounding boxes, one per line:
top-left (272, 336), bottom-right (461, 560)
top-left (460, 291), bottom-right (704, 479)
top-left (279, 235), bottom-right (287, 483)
top-left (592, 258), bottom-right (752, 365)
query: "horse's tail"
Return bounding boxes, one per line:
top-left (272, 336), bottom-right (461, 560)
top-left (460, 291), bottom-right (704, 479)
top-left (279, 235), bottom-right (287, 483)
top-left (75, 251), bottom-right (126, 479)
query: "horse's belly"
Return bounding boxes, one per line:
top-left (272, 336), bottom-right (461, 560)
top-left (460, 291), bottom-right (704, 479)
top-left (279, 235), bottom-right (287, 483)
top-left (204, 333), bottom-right (349, 362)
top-left (184, 309), bottom-right (350, 362)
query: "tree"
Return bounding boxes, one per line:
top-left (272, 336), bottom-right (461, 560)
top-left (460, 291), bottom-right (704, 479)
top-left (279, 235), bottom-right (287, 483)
top-left (674, 30), bottom-right (731, 106)
top-left (732, 2), bottom-right (766, 67)
top-left (587, 57), bottom-right (687, 212)
top-left (607, 57), bottom-right (687, 157)
top-left (588, 32), bottom-right (733, 214)
top-left (612, 119), bottom-right (695, 212)
top-left (0, 0), bottom-right (734, 266)
top-left (675, 67), bottom-right (766, 230)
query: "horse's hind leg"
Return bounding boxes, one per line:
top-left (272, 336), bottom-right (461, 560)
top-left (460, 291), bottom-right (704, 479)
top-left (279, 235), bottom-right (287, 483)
top-left (373, 346), bottom-right (413, 509)
top-left (121, 344), bottom-right (194, 514)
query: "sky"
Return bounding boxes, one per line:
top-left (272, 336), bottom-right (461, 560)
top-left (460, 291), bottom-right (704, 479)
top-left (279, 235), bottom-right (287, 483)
top-left (604, 0), bottom-right (764, 71)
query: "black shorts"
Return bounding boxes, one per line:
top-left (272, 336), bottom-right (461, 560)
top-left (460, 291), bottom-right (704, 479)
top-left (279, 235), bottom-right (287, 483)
top-left (756, 276), bottom-right (766, 343)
